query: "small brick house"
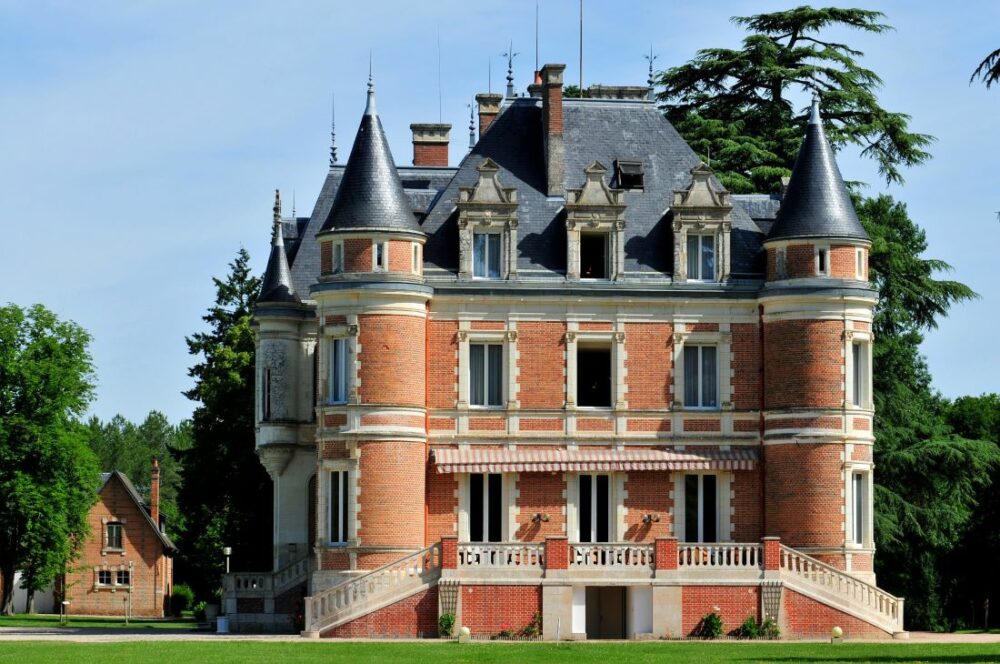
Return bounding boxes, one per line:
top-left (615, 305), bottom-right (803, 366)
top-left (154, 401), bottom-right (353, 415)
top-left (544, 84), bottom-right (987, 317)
top-left (226, 64), bottom-right (905, 640)
top-left (62, 462), bottom-right (177, 618)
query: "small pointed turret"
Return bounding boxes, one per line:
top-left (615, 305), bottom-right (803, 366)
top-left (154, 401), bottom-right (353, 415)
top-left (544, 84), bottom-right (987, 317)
top-left (768, 96), bottom-right (868, 242)
top-left (319, 78), bottom-right (420, 233)
top-left (259, 189), bottom-right (301, 304)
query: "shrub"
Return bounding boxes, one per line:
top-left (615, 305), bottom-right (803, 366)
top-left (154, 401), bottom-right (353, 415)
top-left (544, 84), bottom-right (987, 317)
top-left (734, 615), bottom-right (761, 638)
top-left (495, 623), bottom-right (514, 639)
top-left (760, 617), bottom-right (781, 639)
top-left (438, 612), bottom-right (456, 638)
top-left (698, 611), bottom-right (724, 639)
top-left (519, 612), bottom-right (542, 638)
top-left (170, 584), bottom-right (195, 616)
top-left (192, 601), bottom-right (207, 622)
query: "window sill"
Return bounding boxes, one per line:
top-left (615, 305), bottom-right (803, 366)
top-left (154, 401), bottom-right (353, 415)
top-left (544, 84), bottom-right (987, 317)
top-left (681, 407), bottom-right (721, 412)
top-left (574, 405), bottom-right (614, 411)
top-left (469, 405), bottom-right (506, 411)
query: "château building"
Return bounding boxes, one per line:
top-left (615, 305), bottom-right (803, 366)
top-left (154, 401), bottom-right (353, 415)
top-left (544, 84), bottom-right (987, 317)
top-left (223, 63), bottom-right (905, 640)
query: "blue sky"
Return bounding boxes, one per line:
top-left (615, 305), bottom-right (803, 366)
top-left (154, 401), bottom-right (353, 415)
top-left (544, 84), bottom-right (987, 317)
top-left (1, 1), bottom-right (996, 424)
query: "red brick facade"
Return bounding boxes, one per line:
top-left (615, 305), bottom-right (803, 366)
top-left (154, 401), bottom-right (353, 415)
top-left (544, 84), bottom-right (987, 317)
top-left (460, 585), bottom-right (542, 635)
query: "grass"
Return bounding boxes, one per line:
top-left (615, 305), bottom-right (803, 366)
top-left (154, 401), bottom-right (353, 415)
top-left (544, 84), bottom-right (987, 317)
top-left (0, 613), bottom-right (197, 630)
top-left (0, 641), bottom-right (999, 664)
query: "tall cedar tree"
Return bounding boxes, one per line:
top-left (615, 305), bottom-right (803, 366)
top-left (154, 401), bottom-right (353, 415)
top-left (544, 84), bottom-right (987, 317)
top-left (970, 48), bottom-right (1000, 89)
top-left (654, 7), bottom-right (993, 629)
top-left (0, 304), bottom-right (100, 614)
top-left (656, 6), bottom-right (933, 193)
top-left (177, 249), bottom-right (272, 600)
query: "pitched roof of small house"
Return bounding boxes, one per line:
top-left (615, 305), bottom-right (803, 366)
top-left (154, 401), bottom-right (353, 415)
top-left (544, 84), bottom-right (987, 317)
top-left (99, 471), bottom-right (178, 554)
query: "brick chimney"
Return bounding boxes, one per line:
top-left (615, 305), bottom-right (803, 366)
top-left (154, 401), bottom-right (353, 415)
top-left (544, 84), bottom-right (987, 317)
top-left (475, 93), bottom-right (502, 138)
top-left (150, 458), bottom-right (160, 531)
top-left (410, 123), bottom-right (450, 167)
top-left (540, 64), bottom-right (566, 196)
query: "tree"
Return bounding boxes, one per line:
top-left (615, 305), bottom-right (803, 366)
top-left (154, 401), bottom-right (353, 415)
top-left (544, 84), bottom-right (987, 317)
top-left (656, 6), bottom-right (933, 192)
top-left (0, 304), bottom-right (100, 614)
top-left (176, 249), bottom-right (272, 600)
top-left (970, 48), bottom-right (1000, 89)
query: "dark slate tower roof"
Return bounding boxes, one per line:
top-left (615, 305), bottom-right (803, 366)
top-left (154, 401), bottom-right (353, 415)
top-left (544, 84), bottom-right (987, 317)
top-left (318, 79), bottom-right (421, 234)
top-left (767, 99), bottom-right (869, 243)
top-left (259, 190), bottom-right (301, 304)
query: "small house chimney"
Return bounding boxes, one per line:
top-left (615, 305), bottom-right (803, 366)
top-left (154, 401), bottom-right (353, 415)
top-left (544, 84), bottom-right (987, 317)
top-left (410, 123), bottom-right (450, 167)
top-left (150, 458), bottom-right (161, 531)
top-left (540, 64), bottom-right (566, 196)
top-left (475, 93), bottom-right (502, 138)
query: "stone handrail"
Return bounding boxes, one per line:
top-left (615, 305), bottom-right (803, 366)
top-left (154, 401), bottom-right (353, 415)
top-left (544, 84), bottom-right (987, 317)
top-left (678, 542), bottom-right (763, 569)
top-left (305, 543), bottom-right (441, 634)
top-left (570, 543), bottom-right (654, 568)
top-left (273, 556), bottom-right (310, 596)
top-left (779, 544), bottom-right (904, 631)
top-left (459, 542), bottom-right (545, 569)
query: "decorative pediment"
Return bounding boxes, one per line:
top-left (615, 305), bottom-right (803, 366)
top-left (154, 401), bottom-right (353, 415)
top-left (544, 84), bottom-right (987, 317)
top-left (672, 162), bottom-right (732, 211)
top-left (458, 158), bottom-right (517, 208)
top-left (566, 161), bottom-right (626, 210)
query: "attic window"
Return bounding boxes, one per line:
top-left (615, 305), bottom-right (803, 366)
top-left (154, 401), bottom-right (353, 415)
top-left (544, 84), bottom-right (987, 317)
top-left (613, 160), bottom-right (644, 191)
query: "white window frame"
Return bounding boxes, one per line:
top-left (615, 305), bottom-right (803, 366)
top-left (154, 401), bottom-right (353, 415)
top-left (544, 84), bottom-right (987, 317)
top-left (472, 230), bottom-right (503, 280)
top-left (327, 469), bottom-right (351, 546)
top-left (327, 338), bottom-right (348, 405)
top-left (412, 243), bottom-right (421, 274)
top-left (372, 240), bottom-right (388, 272)
top-left (855, 248), bottom-right (865, 280)
top-left (457, 473), bottom-right (513, 541)
top-left (457, 328), bottom-right (517, 411)
top-left (815, 245), bottom-right (831, 276)
top-left (106, 522), bottom-right (123, 550)
top-left (115, 569), bottom-right (131, 587)
top-left (565, 329), bottom-right (626, 410)
top-left (574, 473), bottom-right (615, 543)
top-left (686, 233), bottom-right (717, 282)
top-left (469, 342), bottom-right (505, 408)
top-left (845, 330), bottom-right (872, 410)
top-left (846, 465), bottom-right (873, 549)
top-left (682, 344), bottom-right (719, 410)
top-left (331, 241), bottom-right (344, 274)
top-left (673, 471), bottom-right (731, 542)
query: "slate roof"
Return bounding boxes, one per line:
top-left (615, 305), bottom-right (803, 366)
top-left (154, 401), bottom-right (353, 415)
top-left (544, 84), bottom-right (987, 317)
top-left (258, 220), bottom-right (300, 304)
top-left (767, 100), bottom-right (869, 243)
top-left (318, 84), bottom-right (422, 235)
top-left (99, 471), bottom-right (178, 553)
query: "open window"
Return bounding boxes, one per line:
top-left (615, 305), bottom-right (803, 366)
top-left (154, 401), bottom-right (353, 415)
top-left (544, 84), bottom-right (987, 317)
top-left (469, 473), bottom-right (503, 542)
top-left (612, 160), bottom-right (644, 191)
top-left (329, 470), bottom-right (349, 544)
top-left (577, 346), bottom-right (612, 408)
top-left (578, 474), bottom-right (612, 542)
top-left (580, 233), bottom-right (609, 279)
top-left (683, 474), bottom-right (718, 543)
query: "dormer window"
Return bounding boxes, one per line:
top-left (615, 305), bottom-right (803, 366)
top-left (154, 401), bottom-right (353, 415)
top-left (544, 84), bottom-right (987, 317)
top-left (580, 232), bottom-right (609, 279)
top-left (686, 234), bottom-right (716, 282)
top-left (565, 161), bottom-right (627, 281)
top-left (671, 163), bottom-right (732, 284)
top-left (473, 232), bottom-right (502, 279)
top-left (612, 160), bottom-right (644, 191)
top-left (458, 159), bottom-right (519, 281)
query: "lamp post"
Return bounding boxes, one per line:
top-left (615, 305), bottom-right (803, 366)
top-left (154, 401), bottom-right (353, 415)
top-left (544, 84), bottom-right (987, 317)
top-left (223, 546), bottom-right (232, 574)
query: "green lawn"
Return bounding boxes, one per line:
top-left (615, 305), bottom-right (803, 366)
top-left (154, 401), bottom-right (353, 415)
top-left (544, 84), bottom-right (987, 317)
top-left (0, 613), bottom-right (197, 630)
top-left (0, 641), bottom-right (999, 664)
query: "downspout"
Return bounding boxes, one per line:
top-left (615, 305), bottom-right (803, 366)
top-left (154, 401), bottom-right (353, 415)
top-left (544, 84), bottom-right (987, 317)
top-left (758, 304), bottom-right (767, 538)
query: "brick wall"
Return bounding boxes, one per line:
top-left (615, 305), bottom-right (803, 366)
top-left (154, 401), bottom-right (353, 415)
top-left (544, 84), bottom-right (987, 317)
top-left (344, 239), bottom-right (372, 272)
top-left (516, 322), bottom-right (566, 409)
top-left (624, 323), bottom-right (672, 409)
top-left (427, 320), bottom-right (458, 409)
top-left (623, 472), bottom-right (673, 541)
top-left (358, 314), bottom-right (425, 407)
top-left (514, 472), bottom-right (566, 541)
top-left (682, 585), bottom-right (760, 636)
top-left (731, 323), bottom-right (761, 409)
top-left (461, 585), bottom-right (542, 635)
top-left (63, 475), bottom-right (172, 617)
top-left (783, 589), bottom-right (891, 639)
top-left (766, 244), bottom-right (866, 280)
top-left (387, 240), bottom-right (416, 273)
top-left (732, 470), bottom-right (763, 542)
top-left (426, 469), bottom-right (458, 545)
top-left (765, 443), bottom-right (845, 551)
top-left (764, 319), bottom-right (844, 410)
top-left (413, 143), bottom-right (448, 167)
top-left (323, 587), bottom-right (439, 638)
top-left (357, 441), bottom-right (426, 552)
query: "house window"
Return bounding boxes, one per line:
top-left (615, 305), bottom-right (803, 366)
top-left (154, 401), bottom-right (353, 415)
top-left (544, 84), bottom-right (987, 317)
top-left (775, 248), bottom-right (787, 279)
top-left (852, 471), bottom-right (867, 545)
top-left (412, 243), bottom-right (421, 273)
top-left (331, 242), bottom-right (343, 274)
top-left (683, 474), bottom-right (718, 543)
top-left (683, 345), bottom-right (718, 409)
top-left (329, 470), bottom-right (349, 544)
top-left (473, 232), bottom-right (502, 279)
top-left (580, 233), bottom-right (609, 279)
top-left (852, 341), bottom-right (868, 407)
top-left (116, 570), bottom-right (131, 586)
top-left (856, 248), bottom-right (864, 280)
top-left (613, 160), bottom-right (644, 190)
top-left (817, 247), bottom-right (830, 276)
top-left (373, 241), bottom-right (387, 271)
top-left (469, 473), bottom-right (503, 542)
top-left (327, 338), bottom-right (347, 404)
top-left (97, 570), bottom-right (112, 586)
top-left (686, 234), bottom-right (715, 281)
top-left (262, 368), bottom-right (272, 421)
top-left (106, 522), bottom-right (123, 550)
top-left (469, 343), bottom-right (503, 407)
top-left (578, 474), bottom-right (611, 543)
top-left (577, 346), bottom-right (612, 408)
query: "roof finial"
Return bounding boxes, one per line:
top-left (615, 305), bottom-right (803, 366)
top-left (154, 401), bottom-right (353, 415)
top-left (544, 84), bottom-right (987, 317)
top-left (644, 46), bottom-right (658, 101)
top-left (468, 101), bottom-right (475, 151)
top-left (809, 92), bottom-right (821, 125)
top-left (329, 92), bottom-right (338, 166)
top-left (365, 51), bottom-right (376, 116)
top-left (292, 189), bottom-right (296, 218)
top-left (503, 41), bottom-right (519, 98)
top-left (272, 189), bottom-right (283, 246)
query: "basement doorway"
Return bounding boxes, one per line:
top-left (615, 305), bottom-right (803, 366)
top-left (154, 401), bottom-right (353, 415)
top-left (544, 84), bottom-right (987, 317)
top-left (584, 587), bottom-right (626, 639)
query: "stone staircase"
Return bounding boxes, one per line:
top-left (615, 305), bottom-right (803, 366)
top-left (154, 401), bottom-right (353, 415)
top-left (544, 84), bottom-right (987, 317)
top-left (223, 556), bottom-right (310, 633)
top-left (302, 543), bottom-right (442, 636)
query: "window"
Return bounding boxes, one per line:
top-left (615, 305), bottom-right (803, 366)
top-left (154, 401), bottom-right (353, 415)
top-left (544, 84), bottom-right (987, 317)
top-left (577, 347), bottom-right (612, 408)
top-left (116, 570), bottom-right (130, 586)
top-left (817, 247), bottom-right (829, 276)
top-left (683, 474), bottom-right (717, 543)
top-left (473, 232), bottom-right (502, 279)
top-left (578, 474), bottom-right (611, 542)
top-left (683, 345), bottom-right (718, 409)
top-left (331, 242), bottom-right (343, 274)
top-left (412, 243), bottom-right (421, 273)
top-left (612, 160), bottom-right (644, 190)
top-left (852, 471), bottom-right (865, 545)
top-left (106, 522), bottom-right (123, 550)
top-left (329, 470), bottom-right (349, 544)
top-left (686, 234), bottom-right (715, 281)
top-left (98, 570), bottom-right (112, 586)
top-left (856, 248), bottom-right (864, 280)
top-left (469, 473), bottom-right (503, 542)
top-left (580, 233), bottom-right (609, 279)
top-left (775, 248), bottom-right (787, 279)
top-left (469, 343), bottom-right (503, 407)
top-left (262, 368), bottom-right (271, 421)
top-left (327, 338), bottom-right (347, 404)
top-left (852, 342), bottom-right (868, 407)
top-left (374, 241), bottom-right (387, 271)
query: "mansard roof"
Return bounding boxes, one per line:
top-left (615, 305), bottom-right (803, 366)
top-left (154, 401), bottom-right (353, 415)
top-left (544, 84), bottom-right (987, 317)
top-left (767, 99), bottom-right (869, 243)
top-left (318, 82), bottom-right (422, 235)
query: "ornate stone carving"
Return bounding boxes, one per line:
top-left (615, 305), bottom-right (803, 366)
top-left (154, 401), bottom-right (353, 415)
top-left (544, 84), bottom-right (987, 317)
top-left (564, 161), bottom-right (628, 282)
top-left (614, 331), bottom-right (626, 343)
top-left (565, 331), bottom-right (577, 343)
top-left (457, 158), bottom-right (519, 281)
top-left (505, 330), bottom-right (518, 342)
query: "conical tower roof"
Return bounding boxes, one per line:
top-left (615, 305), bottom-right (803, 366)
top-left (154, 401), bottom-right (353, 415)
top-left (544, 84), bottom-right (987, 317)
top-left (259, 190), bottom-right (301, 304)
top-left (319, 79), bottom-right (421, 234)
top-left (768, 98), bottom-right (868, 243)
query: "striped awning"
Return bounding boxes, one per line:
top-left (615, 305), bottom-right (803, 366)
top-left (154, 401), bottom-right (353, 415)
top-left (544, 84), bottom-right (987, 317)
top-left (430, 447), bottom-right (758, 474)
